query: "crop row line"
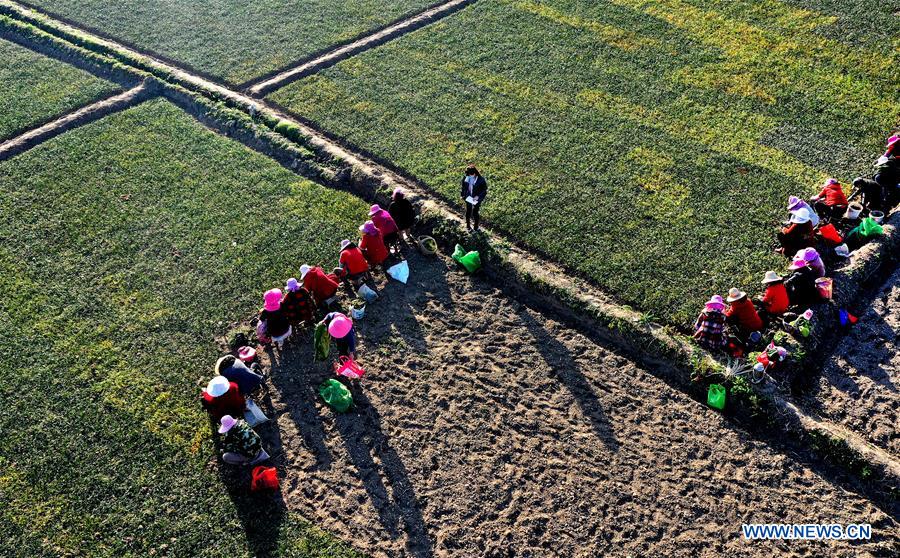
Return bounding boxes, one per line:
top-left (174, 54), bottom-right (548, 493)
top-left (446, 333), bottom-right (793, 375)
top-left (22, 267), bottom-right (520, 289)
top-left (0, 0), bottom-right (898, 513)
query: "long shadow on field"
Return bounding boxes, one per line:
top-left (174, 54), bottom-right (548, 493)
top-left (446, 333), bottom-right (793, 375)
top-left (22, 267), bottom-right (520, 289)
top-left (517, 309), bottom-right (620, 453)
top-left (218, 464), bottom-right (287, 558)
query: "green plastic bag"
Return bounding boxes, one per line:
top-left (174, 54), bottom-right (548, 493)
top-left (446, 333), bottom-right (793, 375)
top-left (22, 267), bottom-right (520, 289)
top-left (319, 379), bottom-right (352, 413)
top-left (459, 250), bottom-right (482, 273)
top-left (858, 217), bottom-right (883, 239)
top-left (313, 322), bottom-right (331, 361)
top-left (451, 244), bottom-right (466, 262)
top-left (707, 383), bottom-right (726, 410)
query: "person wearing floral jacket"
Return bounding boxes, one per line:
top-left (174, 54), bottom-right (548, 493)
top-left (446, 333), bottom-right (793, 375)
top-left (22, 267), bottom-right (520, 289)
top-left (693, 295), bottom-right (728, 351)
top-left (218, 415), bottom-right (269, 465)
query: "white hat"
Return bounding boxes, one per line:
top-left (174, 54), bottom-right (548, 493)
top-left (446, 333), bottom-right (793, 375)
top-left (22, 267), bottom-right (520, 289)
top-left (726, 287), bottom-right (747, 302)
top-left (761, 271), bottom-right (782, 284)
top-left (206, 375), bottom-right (230, 398)
top-left (790, 208), bottom-right (811, 224)
top-left (218, 414), bottom-right (237, 434)
top-left (299, 264), bottom-right (311, 279)
top-left (339, 239), bottom-right (351, 251)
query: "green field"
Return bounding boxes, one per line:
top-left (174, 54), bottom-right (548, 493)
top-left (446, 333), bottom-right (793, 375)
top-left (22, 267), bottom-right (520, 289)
top-left (270, 0), bottom-right (900, 326)
top-left (23, 0), bottom-right (438, 84)
top-left (0, 36), bottom-right (119, 141)
top-left (0, 98), bottom-right (365, 557)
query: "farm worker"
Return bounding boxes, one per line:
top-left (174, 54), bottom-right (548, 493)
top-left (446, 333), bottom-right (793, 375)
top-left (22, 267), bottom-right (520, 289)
top-left (784, 262), bottom-right (820, 307)
top-left (359, 220), bottom-right (389, 267)
top-left (693, 295), bottom-right (728, 352)
top-left (786, 196), bottom-right (819, 227)
top-left (218, 415), bottom-right (269, 466)
top-left (300, 264), bottom-right (340, 309)
top-left (338, 239), bottom-right (370, 287)
top-left (388, 188), bottom-right (417, 242)
top-left (790, 247), bottom-right (825, 278)
top-left (725, 288), bottom-right (763, 336)
top-left (777, 208), bottom-right (815, 256)
top-left (281, 277), bottom-right (315, 328)
top-left (369, 204), bottom-right (401, 253)
top-left (460, 164), bottom-right (487, 231)
top-left (259, 288), bottom-right (291, 350)
top-left (849, 177), bottom-right (885, 212)
top-left (874, 155), bottom-right (900, 209)
top-left (810, 178), bottom-right (848, 221)
top-left (215, 355), bottom-right (264, 395)
top-left (758, 271), bottom-right (789, 316)
top-left (201, 376), bottom-right (246, 421)
top-left (882, 134), bottom-right (899, 159)
top-left (321, 312), bottom-right (357, 359)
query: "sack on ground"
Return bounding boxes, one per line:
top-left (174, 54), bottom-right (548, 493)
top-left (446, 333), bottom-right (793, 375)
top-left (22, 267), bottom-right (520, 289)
top-left (350, 304), bottom-right (366, 320)
top-left (250, 466), bottom-right (279, 491)
top-left (357, 283), bottom-right (379, 303)
top-left (244, 400), bottom-right (269, 427)
top-left (333, 356), bottom-right (366, 380)
top-left (818, 223), bottom-right (842, 246)
top-left (707, 384), bottom-right (726, 410)
top-left (319, 379), bottom-right (353, 412)
top-left (858, 217), bottom-right (883, 239)
top-left (256, 320), bottom-right (271, 344)
top-left (459, 250), bottom-right (482, 273)
top-left (452, 244), bottom-right (466, 262)
top-left (314, 322), bottom-right (331, 361)
top-left (387, 260), bottom-right (409, 284)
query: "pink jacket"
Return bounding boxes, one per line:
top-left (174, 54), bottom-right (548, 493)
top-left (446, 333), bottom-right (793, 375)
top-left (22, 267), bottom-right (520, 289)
top-left (371, 209), bottom-right (398, 236)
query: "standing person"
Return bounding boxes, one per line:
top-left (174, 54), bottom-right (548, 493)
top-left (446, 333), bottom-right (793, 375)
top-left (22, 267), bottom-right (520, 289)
top-left (388, 188), bottom-right (417, 242)
top-left (460, 164), bottom-right (487, 231)
top-left (281, 277), bottom-right (315, 329)
top-left (369, 204), bottom-right (401, 254)
top-left (693, 295), bottom-right (728, 352)
top-left (359, 221), bottom-right (389, 268)
top-left (300, 264), bottom-right (340, 311)
top-left (259, 288), bottom-right (291, 350)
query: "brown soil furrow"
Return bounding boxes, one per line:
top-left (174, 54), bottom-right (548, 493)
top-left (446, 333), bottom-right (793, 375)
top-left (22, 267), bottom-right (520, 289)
top-left (0, 83), bottom-right (152, 161)
top-left (245, 0), bottom-right (476, 97)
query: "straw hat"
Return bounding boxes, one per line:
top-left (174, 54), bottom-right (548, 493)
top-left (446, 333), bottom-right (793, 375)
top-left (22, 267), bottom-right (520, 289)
top-left (726, 288), bottom-right (747, 302)
top-left (299, 264), bottom-right (311, 279)
top-left (369, 204), bottom-right (382, 216)
top-left (789, 208), bottom-right (811, 224)
top-left (206, 375), bottom-right (230, 398)
top-left (263, 288), bottom-right (282, 312)
top-left (218, 414), bottom-right (237, 434)
top-left (340, 239), bottom-right (352, 251)
top-left (761, 271), bottom-right (782, 284)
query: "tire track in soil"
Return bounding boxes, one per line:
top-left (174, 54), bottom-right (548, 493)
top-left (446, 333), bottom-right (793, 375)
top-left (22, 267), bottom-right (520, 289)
top-left (0, 83), bottom-right (153, 161)
top-left (251, 251), bottom-right (899, 557)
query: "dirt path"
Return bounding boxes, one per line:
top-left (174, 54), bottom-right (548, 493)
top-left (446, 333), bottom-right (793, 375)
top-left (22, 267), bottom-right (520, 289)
top-left (250, 251), bottom-right (898, 557)
top-left (805, 267), bottom-right (900, 457)
top-left (245, 0), bottom-right (476, 96)
top-left (0, 83), bottom-right (150, 161)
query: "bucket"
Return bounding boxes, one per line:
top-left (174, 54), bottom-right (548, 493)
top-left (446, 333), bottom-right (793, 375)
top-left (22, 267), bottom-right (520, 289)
top-left (870, 210), bottom-right (884, 224)
top-left (845, 203), bottom-right (862, 220)
top-left (417, 235), bottom-right (437, 256)
top-left (815, 277), bottom-right (833, 300)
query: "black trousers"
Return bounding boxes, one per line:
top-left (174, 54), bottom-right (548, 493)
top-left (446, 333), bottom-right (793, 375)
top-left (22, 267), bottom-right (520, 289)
top-left (465, 202), bottom-right (481, 230)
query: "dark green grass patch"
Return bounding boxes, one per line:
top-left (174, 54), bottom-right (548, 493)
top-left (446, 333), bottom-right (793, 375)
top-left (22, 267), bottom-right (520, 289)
top-left (0, 98), bottom-right (364, 557)
top-left (0, 36), bottom-right (120, 141)
top-left (270, 0), bottom-right (900, 326)
top-left (23, 0), bottom-right (437, 84)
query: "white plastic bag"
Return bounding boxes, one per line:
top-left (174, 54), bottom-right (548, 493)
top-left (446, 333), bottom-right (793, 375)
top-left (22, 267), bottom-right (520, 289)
top-left (244, 400), bottom-right (269, 427)
top-left (350, 305), bottom-right (366, 320)
top-left (357, 283), bottom-right (379, 303)
top-left (387, 260), bottom-right (409, 284)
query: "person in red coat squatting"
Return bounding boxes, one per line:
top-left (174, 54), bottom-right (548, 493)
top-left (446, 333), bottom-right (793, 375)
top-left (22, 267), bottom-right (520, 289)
top-left (300, 264), bottom-right (340, 311)
top-left (777, 208), bottom-right (815, 256)
top-left (758, 270), bottom-right (789, 317)
top-left (338, 239), bottom-right (370, 288)
top-left (810, 178), bottom-right (849, 221)
top-left (359, 220), bottom-right (389, 268)
top-left (369, 204), bottom-right (401, 254)
top-left (201, 375), bottom-right (246, 422)
top-left (725, 287), bottom-right (763, 338)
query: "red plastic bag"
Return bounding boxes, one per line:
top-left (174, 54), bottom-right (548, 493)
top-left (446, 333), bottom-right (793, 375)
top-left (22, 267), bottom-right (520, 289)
top-left (333, 356), bottom-right (366, 380)
top-left (251, 466), bottom-right (279, 491)
top-left (818, 223), bottom-right (843, 246)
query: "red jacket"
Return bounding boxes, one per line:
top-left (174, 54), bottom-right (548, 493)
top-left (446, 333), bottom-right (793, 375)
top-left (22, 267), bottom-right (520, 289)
top-left (303, 266), bottom-right (339, 304)
top-left (360, 232), bottom-right (389, 266)
top-left (201, 381), bottom-right (245, 421)
top-left (340, 246), bottom-right (369, 275)
top-left (761, 282), bottom-right (789, 315)
top-left (371, 209), bottom-right (399, 236)
top-left (726, 298), bottom-right (763, 332)
top-left (816, 182), bottom-right (848, 207)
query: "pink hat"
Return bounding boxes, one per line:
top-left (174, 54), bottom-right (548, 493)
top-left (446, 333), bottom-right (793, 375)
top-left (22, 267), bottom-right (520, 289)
top-left (218, 414), bottom-right (237, 434)
top-left (392, 188), bottom-right (404, 199)
top-left (340, 239), bottom-right (352, 251)
top-left (800, 247), bottom-right (821, 262)
top-left (264, 288), bottom-right (282, 312)
top-left (359, 221), bottom-right (378, 236)
top-left (238, 346), bottom-right (256, 363)
top-left (705, 295), bottom-right (725, 311)
top-left (369, 204), bottom-right (382, 216)
top-left (286, 277), bottom-right (300, 292)
top-left (328, 313), bottom-right (353, 338)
